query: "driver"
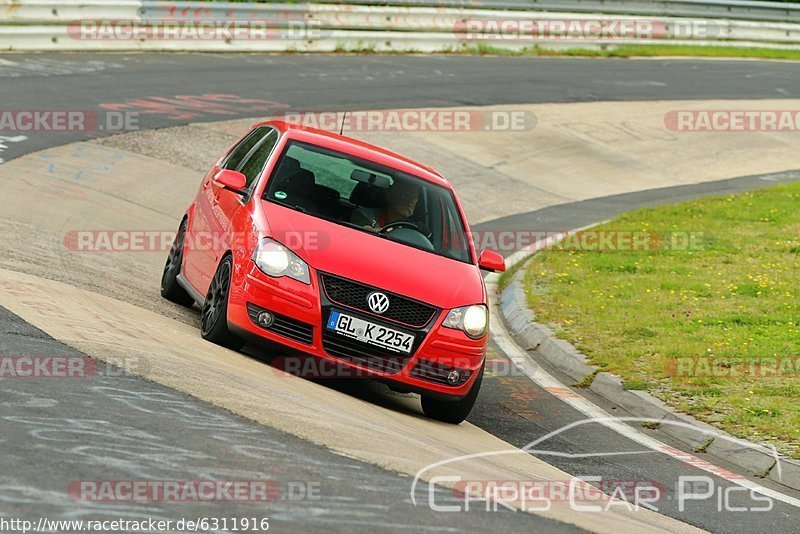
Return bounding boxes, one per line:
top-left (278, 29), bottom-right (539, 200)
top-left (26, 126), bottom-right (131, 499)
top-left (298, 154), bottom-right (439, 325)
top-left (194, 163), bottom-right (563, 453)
top-left (351, 178), bottom-right (420, 232)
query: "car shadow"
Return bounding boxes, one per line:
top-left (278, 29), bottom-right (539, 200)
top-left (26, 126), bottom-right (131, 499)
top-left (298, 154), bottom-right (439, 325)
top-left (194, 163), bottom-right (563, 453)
top-left (240, 343), bottom-right (425, 419)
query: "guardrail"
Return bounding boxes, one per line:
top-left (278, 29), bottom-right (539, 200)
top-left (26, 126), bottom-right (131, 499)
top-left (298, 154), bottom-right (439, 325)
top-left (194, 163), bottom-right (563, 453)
top-left (4, 0), bottom-right (799, 23)
top-left (2, 0), bottom-right (800, 52)
top-left (303, 0), bottom-right (800, 23)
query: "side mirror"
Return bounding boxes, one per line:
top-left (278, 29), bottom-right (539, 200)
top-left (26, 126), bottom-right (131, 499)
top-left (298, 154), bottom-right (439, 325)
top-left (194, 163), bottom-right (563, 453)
top-left (478, 249), bottom-right (506, 272)
top-left (214, 169), bottom-right (247, 192)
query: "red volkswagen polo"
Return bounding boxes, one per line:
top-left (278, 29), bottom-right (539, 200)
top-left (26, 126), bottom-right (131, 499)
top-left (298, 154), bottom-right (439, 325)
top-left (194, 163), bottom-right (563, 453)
top-left (161, 121), bottom-right (505, 423)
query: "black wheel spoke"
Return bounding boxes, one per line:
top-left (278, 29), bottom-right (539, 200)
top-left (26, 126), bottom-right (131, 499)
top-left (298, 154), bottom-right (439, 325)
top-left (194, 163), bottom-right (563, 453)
top-left (202, 260), bottom-right (231, 336)
top-left (160, 220), bottom-right (197, 307)
top-left (162, 223), bottom-right (186, 284)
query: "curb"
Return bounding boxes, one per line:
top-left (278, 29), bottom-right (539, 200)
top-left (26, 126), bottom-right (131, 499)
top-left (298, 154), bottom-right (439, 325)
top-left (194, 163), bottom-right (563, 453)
top-left (499, 265), bottom-right (800, 492)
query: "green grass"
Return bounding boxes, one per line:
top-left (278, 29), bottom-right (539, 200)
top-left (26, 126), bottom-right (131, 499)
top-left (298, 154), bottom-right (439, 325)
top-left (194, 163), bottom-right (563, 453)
top-left (497, 252), bottom-right (532, 292)
top-left (525, 182), bottom-right (800, 457)
top-left (327, 44), bottom-right (800, 61)
top-left (460, 44), bottom-right (800, 61)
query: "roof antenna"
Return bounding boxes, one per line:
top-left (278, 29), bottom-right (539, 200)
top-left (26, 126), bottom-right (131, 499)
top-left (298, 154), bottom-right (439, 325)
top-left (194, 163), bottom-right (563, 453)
top-left (339, 110), bottom-right (348, 136)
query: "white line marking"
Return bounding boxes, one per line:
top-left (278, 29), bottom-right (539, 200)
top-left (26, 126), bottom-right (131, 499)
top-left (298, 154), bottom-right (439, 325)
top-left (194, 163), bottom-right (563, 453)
top-left (0, 135), bottom-right (28, 164)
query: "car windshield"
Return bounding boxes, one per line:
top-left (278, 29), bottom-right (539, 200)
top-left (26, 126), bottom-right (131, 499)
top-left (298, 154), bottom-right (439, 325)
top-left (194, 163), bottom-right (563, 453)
top-left (263, 140), bottom-right (473, 263)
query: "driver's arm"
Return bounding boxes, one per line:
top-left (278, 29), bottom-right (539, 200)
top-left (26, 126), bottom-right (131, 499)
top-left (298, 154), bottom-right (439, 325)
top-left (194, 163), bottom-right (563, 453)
top-left (350, 207), bottom-right (379, 232)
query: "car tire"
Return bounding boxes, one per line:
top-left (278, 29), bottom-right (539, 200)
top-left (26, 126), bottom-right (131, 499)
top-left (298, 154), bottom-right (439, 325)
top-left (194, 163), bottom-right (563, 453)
top-left (421, 363), bottom-right (484, 424)
top-left (201, 255), bottom-right (245, 351)
top-left (160, 219), bottom-right (195, 307)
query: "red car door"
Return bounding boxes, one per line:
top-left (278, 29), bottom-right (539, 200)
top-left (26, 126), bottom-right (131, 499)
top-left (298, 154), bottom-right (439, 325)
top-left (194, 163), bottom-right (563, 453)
top-left (185, 126), bottom-right (272, 295)
top-left (208, 128), bottom-right (280, 266)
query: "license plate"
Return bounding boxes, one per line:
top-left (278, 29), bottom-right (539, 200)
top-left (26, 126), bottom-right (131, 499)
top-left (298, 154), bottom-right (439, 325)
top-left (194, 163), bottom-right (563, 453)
top-left (326, 311), bottom-right (414, 354)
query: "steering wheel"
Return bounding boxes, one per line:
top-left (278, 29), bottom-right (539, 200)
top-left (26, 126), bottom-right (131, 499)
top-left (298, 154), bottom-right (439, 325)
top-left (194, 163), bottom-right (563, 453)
top-left (378, 220), bottom-right (421, 234)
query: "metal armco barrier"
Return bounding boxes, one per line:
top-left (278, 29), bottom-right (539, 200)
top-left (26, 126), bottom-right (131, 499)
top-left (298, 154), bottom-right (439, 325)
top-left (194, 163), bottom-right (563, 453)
top-left (1, 0), bottom-right (143, 21)
top-left (302, 0), bottom-right (800, 23)
top-left (2, 0), bottom-right (800, 52)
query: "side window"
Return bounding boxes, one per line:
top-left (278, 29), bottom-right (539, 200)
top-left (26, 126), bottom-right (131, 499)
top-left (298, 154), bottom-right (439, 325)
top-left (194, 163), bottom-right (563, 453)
top-left (239, 130), bottom-right (279, 190)
top-left (439, 195), bottom-right (470, 260)
top-left (222, 127), bottom-right (270, 171)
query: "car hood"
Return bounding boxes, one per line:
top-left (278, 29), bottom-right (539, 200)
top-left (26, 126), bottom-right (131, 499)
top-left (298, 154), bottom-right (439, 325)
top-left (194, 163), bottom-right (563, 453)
top-left (261, 201), bottom-right (484, 309)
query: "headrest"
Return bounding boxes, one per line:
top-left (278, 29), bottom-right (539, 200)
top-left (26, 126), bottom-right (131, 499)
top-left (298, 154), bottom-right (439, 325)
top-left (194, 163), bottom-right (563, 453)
top-left (349, 182), bottom-right (385, 208)
top-left (315, 184), bottom-right (340, 202)
top-left (273, 156), bottom-right (302, 183)
top-left (282, 156), bottom-right (301, 174)
top-left (282, 169), bottom-right (315, 195)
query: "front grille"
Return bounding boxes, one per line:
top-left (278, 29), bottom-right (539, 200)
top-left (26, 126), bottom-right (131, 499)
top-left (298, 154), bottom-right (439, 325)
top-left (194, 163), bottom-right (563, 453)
top-left (247, 303), bottom-right (314, 345)
top-left (410, 359), bottom-right (471, 386)
top-left (321, 273), bottom-right (438, 328)
top-left (322, 330), bottom-right (410, 375)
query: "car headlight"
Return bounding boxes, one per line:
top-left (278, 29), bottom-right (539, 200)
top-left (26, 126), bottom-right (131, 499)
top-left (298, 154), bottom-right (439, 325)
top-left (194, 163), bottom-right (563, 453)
top-left (443, 304), bottom-right (488, 339)
top-left (253, 238), bottom-right (310, 284)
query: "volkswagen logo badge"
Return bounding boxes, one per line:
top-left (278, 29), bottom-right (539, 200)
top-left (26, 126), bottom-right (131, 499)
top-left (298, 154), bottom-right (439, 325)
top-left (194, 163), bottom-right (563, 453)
top-left (367, 292), bottom-right (390, 314)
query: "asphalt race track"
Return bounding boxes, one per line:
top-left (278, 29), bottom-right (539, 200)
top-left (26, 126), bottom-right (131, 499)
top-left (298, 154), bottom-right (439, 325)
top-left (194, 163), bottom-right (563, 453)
top-left (0, 306), bottom-right (580, 533)
top-left (2, 54), bottom-right (800, 161)
top-left (1, 53), bottom-right (800, 533)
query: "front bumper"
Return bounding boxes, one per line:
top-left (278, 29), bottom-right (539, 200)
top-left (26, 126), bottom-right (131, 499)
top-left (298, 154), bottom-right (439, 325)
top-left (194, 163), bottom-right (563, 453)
top-left (227, 264), bottom-right (486, 399)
